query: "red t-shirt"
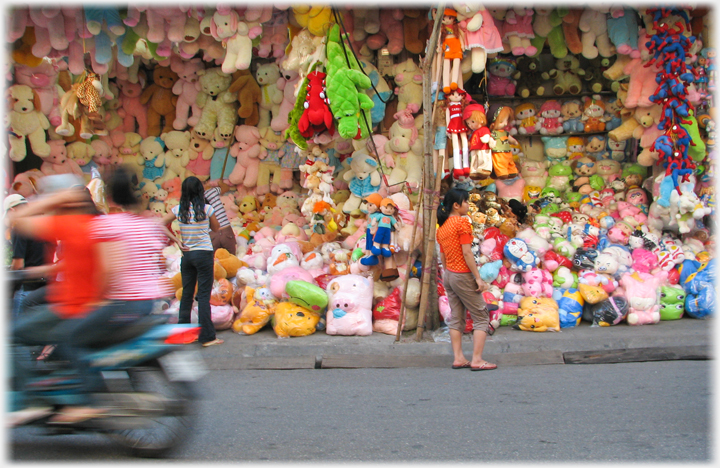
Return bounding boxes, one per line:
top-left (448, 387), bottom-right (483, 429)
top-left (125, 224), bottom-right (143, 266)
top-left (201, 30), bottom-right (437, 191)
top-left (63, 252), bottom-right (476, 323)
top-left (436, 215), bottom-right (474, 273)
top-left (35, 214), bottom-right (102, 319)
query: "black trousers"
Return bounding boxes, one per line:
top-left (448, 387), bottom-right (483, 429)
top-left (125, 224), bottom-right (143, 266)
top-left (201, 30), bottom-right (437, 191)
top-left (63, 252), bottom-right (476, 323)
top-left (179, 250), bottom-right (216, 343)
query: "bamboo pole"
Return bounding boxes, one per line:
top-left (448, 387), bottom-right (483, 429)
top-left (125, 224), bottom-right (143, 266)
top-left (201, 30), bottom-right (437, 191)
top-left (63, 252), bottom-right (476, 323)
top-left (416, 5), bottom-right (445, 340)
top-left (394, 185), bottom-right (424, 342)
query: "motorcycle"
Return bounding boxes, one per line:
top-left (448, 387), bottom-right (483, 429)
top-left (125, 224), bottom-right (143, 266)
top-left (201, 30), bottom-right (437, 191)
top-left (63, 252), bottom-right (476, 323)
top-left (7, 271), bottom-right (206, 458)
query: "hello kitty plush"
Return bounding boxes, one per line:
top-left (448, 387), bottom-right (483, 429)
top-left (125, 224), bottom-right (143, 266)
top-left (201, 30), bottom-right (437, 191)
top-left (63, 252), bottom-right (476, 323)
top-left (522, 268), bottom-right (554, 298)
top-left (538, 100), bottom-right (564, 135)
top-left (621, 270), bottom-right (668, 326)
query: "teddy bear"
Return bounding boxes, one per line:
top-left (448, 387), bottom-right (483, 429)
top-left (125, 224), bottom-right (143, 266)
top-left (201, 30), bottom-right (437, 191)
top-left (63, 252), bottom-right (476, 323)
top-left (392, 58), bottom-right (423, 114)
top-left (401, 8), bottom-right (430, 55)
top-left (270, 67), bottom-right (301, 133)
top-left (256, 127), bottom-right (293, 196)
top-left (209, 128), bottom-right (236, 181)
top-left (194, 67), bottom-right (238, 140)
top-left (169, 56), bottom-right (204, 130)
top-left (561, 99), bottom-right (584, 133)
top-left (542, 54), bottom-right (584, 95)
top-left (39, 139), bottom-right (84, 177)
top-left (229, 69), bottom-right (261, 126)
top-left (13, 61), bottom-right (64, 128)
top-left (255, 63), bottom-right (284, 128)
top-left (184, 130), bottom-right (214, 181)
top-left (147, 200), bottom-right (167, 218)
top-left (281, 28), bottom-right (324, 76)
top-left (139, 66), bottom-right (179, 136)
top-left (513, 56), bottom-right (546, 98)
top-left (161, 176), bottom-right (182, 201)
top-left (384, 111), bottom-right (423, 190)
top-left (66, 141), bottom-right (97, 175)
top-left (560, 8), bottom-right (584, 57)
top-left (227, 125), bottom-right (267, 189)
top-left (137, 136), bottom-right (166, 181)
top-left (342, 150), bottom-right (382, 213)
top-left (584, 135), bottom-right (607, 161)
top-left (89, 139), bottom-right (119, 178)
top-left (622, 29), bottom-right (660, 109)
top-left (117, 131), bottom-right (145, 181)
top-left (208, 9), bottom-right (253, 74)
top-left (257, 8), bottom-right (289, 59)
top-left (365, 7), bottom-right (404, 55)
top-left (487, 56), bottom-right (517, 96)
top-left (529, 7), bottom-right (566, 59)
top-left (116, 77), bottom-right (149, 138)
top-left (8, 84), bottom-right (52, 161)
top-left (578, 6), bottom-right (614, 59)
top-left (160, 130), bottom-right (191, 180)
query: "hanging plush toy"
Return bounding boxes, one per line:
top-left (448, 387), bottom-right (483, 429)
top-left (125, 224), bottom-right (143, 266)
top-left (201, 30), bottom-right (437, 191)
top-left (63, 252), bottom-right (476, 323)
top-left (440, 8), bottom-right (464, 94)
top-left (298, 70), bottom-right (334, 139)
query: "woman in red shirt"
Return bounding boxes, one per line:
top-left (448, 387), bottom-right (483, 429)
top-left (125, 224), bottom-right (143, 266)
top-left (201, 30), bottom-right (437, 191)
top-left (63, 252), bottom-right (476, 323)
top-left (436, 188), bottom-right (496, 371)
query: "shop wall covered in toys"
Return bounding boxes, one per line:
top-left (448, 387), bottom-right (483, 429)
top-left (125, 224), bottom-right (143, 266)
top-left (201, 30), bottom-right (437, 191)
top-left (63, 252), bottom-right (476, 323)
top-left (4, 4), bottom-right (716, 337)
top-left (433, 5), bottom-right (715, 332)
top-left (5, 5), bottom-right (431, 337)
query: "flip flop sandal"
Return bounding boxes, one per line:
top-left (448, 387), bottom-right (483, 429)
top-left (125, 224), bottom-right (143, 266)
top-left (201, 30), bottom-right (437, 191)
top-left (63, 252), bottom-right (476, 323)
top-left (471, 362), bottom-right (498, 371)
top-left (451, 362), bottom-right (471, 369)
top-left (202, 338), bottom-right (224, 347)
top-left (36, 345), bottom-right (57, 361)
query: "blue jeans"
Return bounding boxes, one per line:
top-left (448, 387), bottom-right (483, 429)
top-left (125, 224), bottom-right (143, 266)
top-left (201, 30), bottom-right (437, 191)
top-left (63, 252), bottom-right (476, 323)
top-left (179, 250), bottom-right (216, 343)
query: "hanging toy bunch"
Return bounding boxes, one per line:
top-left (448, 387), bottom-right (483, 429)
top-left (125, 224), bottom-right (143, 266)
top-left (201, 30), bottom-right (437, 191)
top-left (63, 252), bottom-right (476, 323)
top-left (646, 7), bottom-right (710, 230)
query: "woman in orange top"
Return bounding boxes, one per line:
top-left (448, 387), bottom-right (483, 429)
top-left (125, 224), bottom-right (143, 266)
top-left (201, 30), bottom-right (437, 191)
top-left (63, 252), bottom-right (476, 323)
top-left (435, 188), bottom-right (496, 371)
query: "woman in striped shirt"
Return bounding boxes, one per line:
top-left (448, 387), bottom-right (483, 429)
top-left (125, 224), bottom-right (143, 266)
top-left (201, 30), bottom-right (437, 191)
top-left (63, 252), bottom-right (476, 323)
top-left (161, 176), bottom-right (223, 347)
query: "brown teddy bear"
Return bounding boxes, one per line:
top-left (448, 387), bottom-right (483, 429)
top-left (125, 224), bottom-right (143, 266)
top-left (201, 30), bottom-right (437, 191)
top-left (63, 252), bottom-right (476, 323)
top-left (140, 66), bottom-right (180, 136)
top-left (229, 69), bottom-right (261, 126)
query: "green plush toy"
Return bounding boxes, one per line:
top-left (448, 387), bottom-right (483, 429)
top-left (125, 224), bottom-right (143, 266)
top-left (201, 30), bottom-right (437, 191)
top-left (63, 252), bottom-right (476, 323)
top-left (285, 280), bottom-right (329, 314)
top-left (659, 285), bottom-right (685, 321)
top-left (530, 8), bottom-right (567, 59)
top-left (285, 64), bottom-right (313, 150)
top-left (325, 24), bottom-right (374, 140)
top-left (680, 110), bottom-right (706, 162)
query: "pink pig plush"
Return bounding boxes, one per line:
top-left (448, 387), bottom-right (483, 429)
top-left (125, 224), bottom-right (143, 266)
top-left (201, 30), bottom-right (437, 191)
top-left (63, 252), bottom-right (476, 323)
top-left (326, 274), bottom-right (374, 336)
top-left (620, 270), bottom-right (668, 325)
top-left (521, 268), bottom-right (554, 298)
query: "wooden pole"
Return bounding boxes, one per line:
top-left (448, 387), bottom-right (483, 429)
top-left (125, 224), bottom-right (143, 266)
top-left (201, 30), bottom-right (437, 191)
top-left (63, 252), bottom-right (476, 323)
top-left (394, 185), bottom-right (424, 342)
top-left (416, 6), bottom-right (445, 340)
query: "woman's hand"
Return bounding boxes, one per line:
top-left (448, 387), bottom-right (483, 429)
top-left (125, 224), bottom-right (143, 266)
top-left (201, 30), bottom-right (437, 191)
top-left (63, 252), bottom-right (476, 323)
top-left (475, 277), bottom-right (489, 292)
top-left (177, 241), bottom-right (190, 252)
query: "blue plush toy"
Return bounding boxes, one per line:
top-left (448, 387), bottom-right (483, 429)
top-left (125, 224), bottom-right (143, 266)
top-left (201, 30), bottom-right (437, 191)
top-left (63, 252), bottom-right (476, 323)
top-left (557, 288), bottom-right (584, 328)
top-left (503, 238), bottom-right (538, 272)
top-left (683, 259), bottom-right (716, 319)
top-left (479, 260), bottom-right (503, 283)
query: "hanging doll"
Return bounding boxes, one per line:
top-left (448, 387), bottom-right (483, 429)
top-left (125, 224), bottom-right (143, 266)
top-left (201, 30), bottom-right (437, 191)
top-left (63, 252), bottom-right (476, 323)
top-left (489, 106), bottom-right (520, 180)
top-left (445, 88), bottom-right (470, 179)
top-left (433, 95), bottom-right (449, 179)
top-left (463, 103), bottom-right (493, 180)
top-left (370, 198), bottom-right (404, 258)
top-left (359, 192), bottom-right (383, 267)
top-left (440, 8), bottom-right (465, 94)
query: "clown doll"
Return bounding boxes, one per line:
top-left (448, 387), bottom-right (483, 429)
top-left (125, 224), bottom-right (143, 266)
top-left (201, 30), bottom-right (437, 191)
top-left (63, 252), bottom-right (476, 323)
top-left (445, 88), bottom-right (470, 179)
top-left (489, 106), bottom-right (520, 179)
top-left (440, 8), bottom-right (464, 94)
top-left (463, 103), bottom-right (493, 180)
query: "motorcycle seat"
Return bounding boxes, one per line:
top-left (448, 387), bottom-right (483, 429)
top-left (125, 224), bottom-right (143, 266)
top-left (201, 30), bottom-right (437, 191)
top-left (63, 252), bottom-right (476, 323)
top-left (86, 315), bottom-right (170, 349)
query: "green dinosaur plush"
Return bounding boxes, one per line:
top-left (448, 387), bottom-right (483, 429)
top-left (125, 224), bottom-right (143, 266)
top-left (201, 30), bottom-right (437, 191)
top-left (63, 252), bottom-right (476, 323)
top-left (325, 24), bottom-right (374, 140)
top-left (285, 64), bottom-right (313, 150)
top-left (680, 110), bottom-right (706, 162)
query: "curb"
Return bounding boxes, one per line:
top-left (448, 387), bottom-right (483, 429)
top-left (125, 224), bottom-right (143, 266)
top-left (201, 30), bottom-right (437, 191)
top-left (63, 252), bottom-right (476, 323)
top-left (205, 345), bottom-right (712, 370)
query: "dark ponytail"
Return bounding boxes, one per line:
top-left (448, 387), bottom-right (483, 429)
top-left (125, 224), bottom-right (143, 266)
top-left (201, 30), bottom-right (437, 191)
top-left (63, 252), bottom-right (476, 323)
top-left (437, 188), bottom-right (469, 227)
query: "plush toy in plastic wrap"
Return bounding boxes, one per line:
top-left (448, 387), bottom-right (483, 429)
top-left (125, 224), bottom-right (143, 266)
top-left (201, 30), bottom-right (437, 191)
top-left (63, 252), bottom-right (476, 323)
top-left (557, 288), bottom-right (585, 328)
top-left (272, 302), bottom-right (321, 338)
top-left (325, 274), bottom-right (373, 335)
top-left (285, 280), bottom-right (328, 316)
top-left (620, 270), bottom-right (668, 325)
top-left (659, 285), bottom-right (686, 321)
top-left (503, 238), bottom-right (539, 272)
top-left (683, 259), bottom-right (716, 319)
top-left (513, 297), bottom-right (560, 332)
top-left (586, 296), bottom-right (629, 327)
top-left (372, 287), bottom-right (402, 335)
top-left (232, 286), bottom-right (277, 335)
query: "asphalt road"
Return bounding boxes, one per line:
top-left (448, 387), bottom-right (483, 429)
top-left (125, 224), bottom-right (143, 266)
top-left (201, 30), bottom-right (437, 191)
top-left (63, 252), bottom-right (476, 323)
top-left (8, 360), bottom-right (711, 463)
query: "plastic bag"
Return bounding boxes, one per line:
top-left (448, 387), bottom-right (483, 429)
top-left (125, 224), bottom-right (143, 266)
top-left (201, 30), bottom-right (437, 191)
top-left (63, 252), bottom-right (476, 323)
top-left (373, 287), bottom-right (401, 321)
top-left (273, 302), bottom-right (320, 338)
top-left (315, 274), bottom-right (338, 290)
top-left (589, 296), bottom-right (629, 327)
top-left (431, 325), bottom-right (451, 343)
top-left (210, 278), bottom-right (234, 306)
top-left (439, 295), bottom-right (451, 322)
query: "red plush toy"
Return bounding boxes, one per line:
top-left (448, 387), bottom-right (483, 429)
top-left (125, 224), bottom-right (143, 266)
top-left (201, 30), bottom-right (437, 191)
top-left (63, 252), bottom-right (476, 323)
top-left (298, 70), bottom-right (334, 138)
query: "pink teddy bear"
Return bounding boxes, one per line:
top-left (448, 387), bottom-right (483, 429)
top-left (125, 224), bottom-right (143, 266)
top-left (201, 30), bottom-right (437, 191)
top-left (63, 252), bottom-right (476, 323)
top-left (227, 125), bottom-right (267, 189)
top-left (170, 56), bottom-right (204, 130)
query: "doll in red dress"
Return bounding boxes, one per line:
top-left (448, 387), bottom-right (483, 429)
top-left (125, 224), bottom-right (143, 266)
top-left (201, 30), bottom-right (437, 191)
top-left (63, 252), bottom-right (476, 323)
top-left (463, 103), bottom-right (493, 180)
top-left (445, 88), bottom-right (470, 178)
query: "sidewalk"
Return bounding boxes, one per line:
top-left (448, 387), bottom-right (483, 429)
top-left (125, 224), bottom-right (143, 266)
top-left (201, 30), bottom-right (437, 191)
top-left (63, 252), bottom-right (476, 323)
top-left (199, 317), bottom-right (714, 370)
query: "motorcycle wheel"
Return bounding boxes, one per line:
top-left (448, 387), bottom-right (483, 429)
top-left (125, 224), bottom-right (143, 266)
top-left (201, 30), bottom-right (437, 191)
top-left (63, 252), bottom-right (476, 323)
top-left (105, 361), bottom-right (196, 458)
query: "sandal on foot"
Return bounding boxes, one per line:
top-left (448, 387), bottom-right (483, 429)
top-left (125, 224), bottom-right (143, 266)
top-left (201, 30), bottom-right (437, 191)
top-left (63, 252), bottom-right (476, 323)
top-left (471, 362), bottom-right (497, 371)
top-left (37, 345), bottom-right (56, 361)
top-left (202, 338), bottom-right (224, 347)
top-left (451, 362), bottom-right (471, 369)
